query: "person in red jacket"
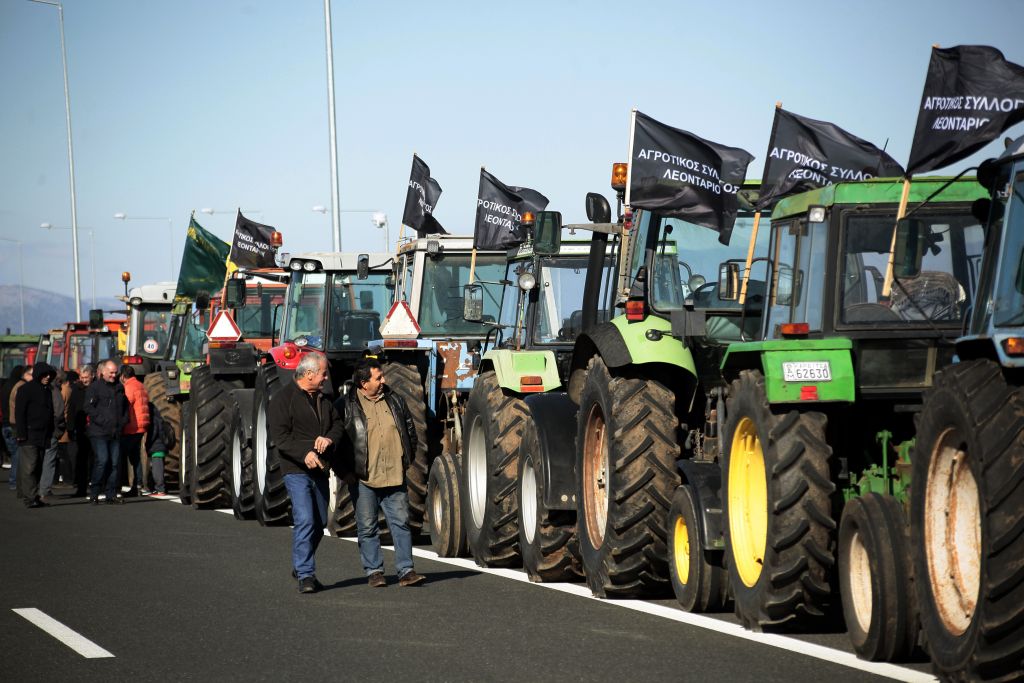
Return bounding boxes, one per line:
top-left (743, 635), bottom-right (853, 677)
top-left (119, 365), bottom-right (150, 497)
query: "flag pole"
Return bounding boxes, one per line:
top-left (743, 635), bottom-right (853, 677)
top-left (739, 101), bottom-right (781, 305)
top-left (619, 109), bottom-right (638, 301)
top-left (469, 165), bottom-right (485, 284)
top-left (881, 177), bottom-right (912, 297)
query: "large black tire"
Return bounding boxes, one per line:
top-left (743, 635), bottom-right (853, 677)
top-left (189, 366), bottom-right (231, 509)
top-left (144, 372), bottom-right (182, 492)
top-left (576, 357), bottom-right (681, 598)
top-left (224, 401), bottom-right (255, 520)
top-left (428, 451), bottom-right (469, 557)
top-left (327, 472), bottom-right (356, 537)
top-left (839, 493), bottom-right (919, 661)
top-left (178, 401), bottom-right (194, 506)
top-left (252, 366), bottom-right (291, 526)
top-left (911, 360), bottom-right (1024, 681)
top-left (462, 371), bottom-right (528, 568)
top-left (517, 418), bottom-right (581, 582)
top-left (668, 484), bottom-right (729, 612)
top-left (382, 361), bottom-right (429, 536)
top-left (722, 369), bottom-right (836, 629)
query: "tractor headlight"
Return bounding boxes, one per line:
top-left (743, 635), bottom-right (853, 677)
top-left (518, 272), bottom-right (537, 291)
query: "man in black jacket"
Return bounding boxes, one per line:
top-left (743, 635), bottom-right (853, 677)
top-left (85, 360), bottom-right (127, 505)
top-left (336, 358), bottom-right (425, 587)
top-left (15, 362), bottom-right (56, 508)
top-left (267, 351), bottom-right (344, 593)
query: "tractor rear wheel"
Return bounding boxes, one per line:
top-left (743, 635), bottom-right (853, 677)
top-left (189, 366), bottom-right (231, 509)
top-left (224, 403), bottom-right (255, 520)
top-left (252, 366), bottom-right (290, 526)
top-left (143, 372), bottom-right (181, 492)
top-left (576, 357), bottom-right (681, 598)
top-left (382, 361), bottom-right (428, 536)
top-left (839, 493), bottom-right (919, 661)
top-left (912, 360), bottom-right (1024, 681)
top-left (462, 371), bottom-right (527, 567)
top-left (178, 401), bottom-right (194, 506)
top-left (723, 369), bottom-right (835, 629)
top-left (517, 418), bottom-right (581, 582)
top-left (428, 451), bottom-right (469, 557)
top-left (668, 484), bottom-right (728, 612)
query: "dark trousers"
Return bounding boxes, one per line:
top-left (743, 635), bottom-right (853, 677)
top-left (89, 437), bottom-right (121, 499)
top-left (74, 435), bottom-right (93, 494)
top-left (17, 443), bottom-right (44, 505)
top-left (121, 433), bottom-right (144, 491)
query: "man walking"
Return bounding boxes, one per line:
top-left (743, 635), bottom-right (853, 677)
top-left (38, 370), bottom-right (67, 501)
top-left (267, 351), bottom-right (343, 593)
top-left (119, 365), bottom-right (150, 496)
top-left (86, 360), bottom-right (127, 505)
top-left (338, 358), bottom-right (425, 587)
top-left (5, 365), bottom-right (31, 490)
top-left (15, 362), bottom-right (56, 508)
top-left (67, 364), bottom-right (94, 497)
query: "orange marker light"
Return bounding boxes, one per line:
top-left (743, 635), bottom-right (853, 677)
top-left (779, 322), bottom-right (810, 337)
top-left (1003, 337), bottom-right (1024, 356)
top-left (270, 231), bottom-right (283, 247)
top-left (611, 162), bottom-right (628, 191)
top-left (521, 211), bottom-right (535, 227)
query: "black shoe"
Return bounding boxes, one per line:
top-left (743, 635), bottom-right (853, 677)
top-left (125, 489), bottom-right (139, 498)
top-left (88, 496), bottom-right (98, 505)
top-left (26, 500), bottom-right (44, 509)
top-left (298, 576), bottom-right (320, 594)
top-left (106, 496), bottom-right (125, 505)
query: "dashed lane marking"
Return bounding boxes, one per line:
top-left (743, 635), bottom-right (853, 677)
top-left (12, 608), bottom-right (115, 659)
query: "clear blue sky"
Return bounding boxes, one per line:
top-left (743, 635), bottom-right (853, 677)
top-left (1, 0), bottom-right (1022, 309)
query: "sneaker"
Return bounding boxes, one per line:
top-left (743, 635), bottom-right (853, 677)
top-left (368, 572), bottom-right (386, 588)
top-left (398, 570), bottom-right (425, 587)
top-left (149, 491), bottom-right (168, 498)
top-left (298, 576), bottom-right (320, 594)
top-left (125, 489), bottom-right (139, 498)
top-left (139, 488), bottom-right (151, 495)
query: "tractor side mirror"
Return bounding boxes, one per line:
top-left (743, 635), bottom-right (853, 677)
top-left (533, 211), bottom-right (562, 256)
top-left (718, 262), bottom-right (739, 301)
top-left (88, 309), bottom-right (104, 329)
top-left (357, 254), bottom-right (370, 280)
top-left (463, 283), bottom-right (484, 322)
top-left (195, 291), bottom-right (211, 312)
top-left (225, 278), bottom-right (247, 308)
top-left (586, 192), bottom-right (611, 224)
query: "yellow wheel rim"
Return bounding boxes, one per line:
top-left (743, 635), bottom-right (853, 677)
top-left (673, 516), bottom-right (690, 585)
top-left (729, 416), bottom-right (768, 588)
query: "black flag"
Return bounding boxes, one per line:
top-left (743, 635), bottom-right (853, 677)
top-left (907, 45), bottom-right (1024, 176)
top-left (473, 169), bottom-right (549, 250)
top-left (758, 108), bottom-right (905, 210)
top-left (628, 111), bottom-right (753, 244)
top-left (402, 154), bottom-right (445, 236)
top-left (230, 211), bottom-right (277, 269)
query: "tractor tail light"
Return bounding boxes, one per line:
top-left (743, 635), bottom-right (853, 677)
top-left (123, 355), bottom-right (143, 365)
top-left (1003, 337), bottom-right (1024, 356)
top-left (625, 299), bottom-right (646, 322)
top-left (520, 375), bottom-right (544, 393)
top-left (779, 322), bottom-right (810, 337)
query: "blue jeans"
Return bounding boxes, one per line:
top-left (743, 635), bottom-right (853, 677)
top-left (350, 481), bottom-right (414, 578)
top-left (283, 473), bottom-right (329, 580)
top-left (3, 426), bottom-right (18, 489)
top-left (89, 437), bottom-right (122, 499)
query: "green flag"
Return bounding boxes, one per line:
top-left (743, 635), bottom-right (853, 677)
top-left (175, 217), bottom-right (230, 302)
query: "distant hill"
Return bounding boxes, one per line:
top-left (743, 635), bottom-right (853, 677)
top-left (0, 285), bottom-right (124, 336)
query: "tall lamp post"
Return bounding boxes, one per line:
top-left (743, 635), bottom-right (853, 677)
top-left (323, 0), bottom-right (341, 251)
top-left (41, 223), bottom-right (95, 310)
top-left (113, 213), bottom-right (174, 279)
top-left (0, 238), bottom-right (26, 333)
top-left (28, 0), bottom-right (81, 322)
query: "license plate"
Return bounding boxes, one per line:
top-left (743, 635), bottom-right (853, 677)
top-left (782, 361), bottom-right (832, 382)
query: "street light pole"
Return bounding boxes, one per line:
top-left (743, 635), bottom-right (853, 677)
top-left (114, 213), bottom-right (174, 279)
top-left (0, 238), bottom-right (26, 333)
top-left (323, 0), bottom-right (342, 251)
top-left (29, 0), bottom-right (81, 321)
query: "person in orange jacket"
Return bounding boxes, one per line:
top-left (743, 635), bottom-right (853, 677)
top-left (119, 365), bottom-right (150, 497)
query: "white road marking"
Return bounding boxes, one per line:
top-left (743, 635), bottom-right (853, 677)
top-left (336, 538), bottom-right (935, 683)
top-left (12, 608), bottom-right (114, 659)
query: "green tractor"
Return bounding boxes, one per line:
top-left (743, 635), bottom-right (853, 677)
top-left (717, 176), bottom-right (986, 660)
top-left (454, 210), bottom-right (616, 579)
top-left (909, 140), bottom-right (1024, 680)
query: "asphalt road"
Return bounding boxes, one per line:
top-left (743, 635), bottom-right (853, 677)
top-left (0, 485), bottom-right (936, 682)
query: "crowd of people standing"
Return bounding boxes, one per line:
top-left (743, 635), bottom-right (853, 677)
top-left (0, 359), bottom-right (170, 507)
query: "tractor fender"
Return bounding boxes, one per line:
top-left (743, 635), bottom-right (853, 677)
top-left (524, 391), bottom-right (579, 511)
top-left (675, 459), bottom-right (725, 552)
top-left (481, 348), bottom-right (561, 392)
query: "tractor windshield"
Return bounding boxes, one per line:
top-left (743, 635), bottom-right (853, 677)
top-left (326, 272), bottom-right (391, 350)
top-left (281, 272), bottom-right (327, 344)
top-left (46, 333), bottom-right (65, 369)
top-left (235, 286), bottom-right (285, 339)
top-left (839, 210), bottom-right (983, 326)
top-left (991, 165), bottom-right (1024, 327)
top-left (419, 253), bottom-right (505, 335)
top-left (132, 306), bottom-right (173, 359)
top-left (66, 333), bottom-right (114, 370)
top-left (533, 254), bottom-right (601, 344)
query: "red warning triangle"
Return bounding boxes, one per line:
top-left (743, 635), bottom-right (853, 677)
top-left (206, 310), bottom-right (243, 341)
top-left (379, 301), bottom-right (420, 339)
